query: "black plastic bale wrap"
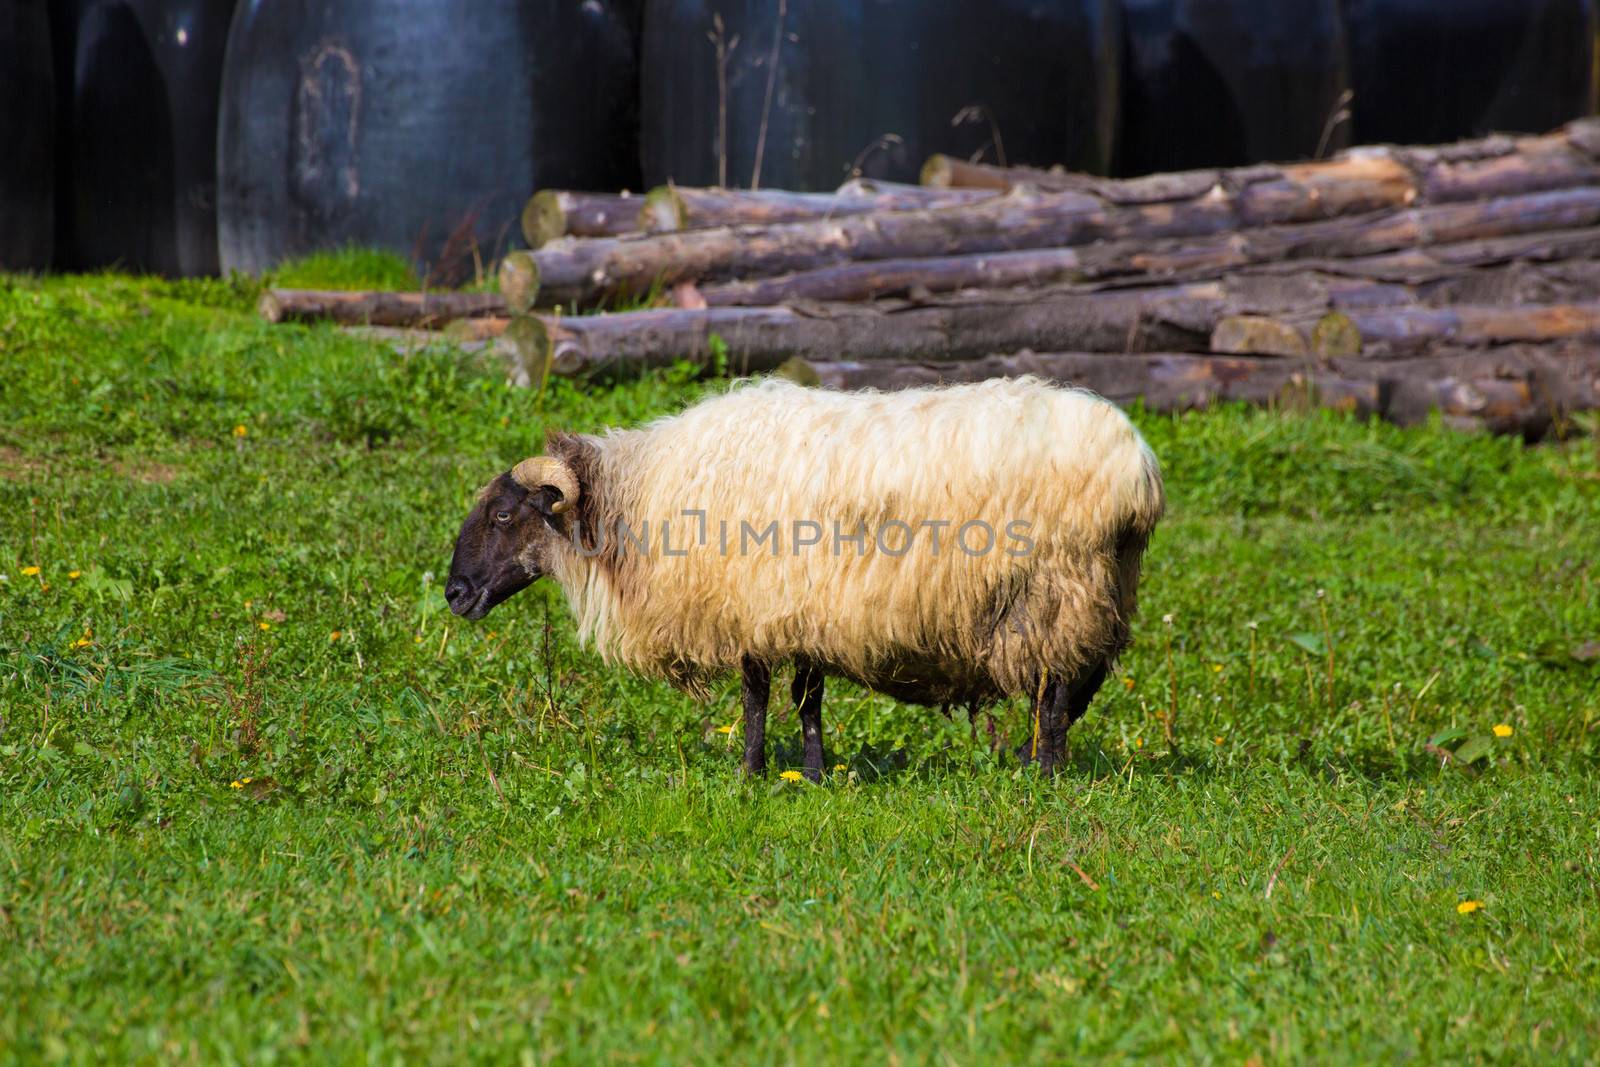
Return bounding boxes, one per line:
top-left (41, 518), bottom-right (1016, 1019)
top-left (641, 0), bottom-right (1120, 191)
top-left (1345, 0), bottom-right (1598, 145)
top-left (1, 0), bottom-right (55, 270)
top-left (1117, 0), bottom-right (1350, 175)
top-left (217, 0), bottom-right (640, 283)
top-left (53, 0), bottom-right (236, 276)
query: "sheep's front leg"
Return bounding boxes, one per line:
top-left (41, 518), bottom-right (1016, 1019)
top-left (1038, 681), bottom-right (1069, 775)
top-left (1039, 661), bottom-right (1110, 774)
top-left (793, 658), bottom-right (825, 782)
top-left (741, 655), bottom-right (771, 776)
top-left (1018, 673), bottom-right (1063, 771)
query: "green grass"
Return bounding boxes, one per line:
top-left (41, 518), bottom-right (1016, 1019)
top-left (2, 271), bottom-right (1598, 1064)
top-left (269, 247), bottom-right (422, 292)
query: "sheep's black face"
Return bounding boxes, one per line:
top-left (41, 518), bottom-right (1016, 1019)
top-left (445, 473), bottom-right (561, 620)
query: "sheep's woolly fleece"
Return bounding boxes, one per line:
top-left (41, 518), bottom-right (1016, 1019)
top-left (541, 376), bottom-right (1164, 702)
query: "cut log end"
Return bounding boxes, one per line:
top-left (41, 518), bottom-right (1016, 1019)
top-left (506, 315), bottom-right (556, 387)
top-left (1562, 116), bottom-right (1600, 159)
top-left (1311, 312), bottom-right (1363, 358)
top-left (920, 154), bottom-right (956, 188)
top-left (498, 252), bottom-right (540, 315)
top-left (641, 186), bottom-right (688, 233)
top-left (522, 191), bottom-right (569, 249)
top-left (918, 153), bottom-right (1019, 192)
top-left (506, 315), bottom-right (591, 382)
top-left (1211, 315), bottom-right (1310, 357)
top-left (257, 291), bottom-right (286, 324)
top-left (774, 356), bottom-right (823, 386)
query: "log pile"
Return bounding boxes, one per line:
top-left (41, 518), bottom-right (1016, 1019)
top-left (260, 120), bottom-right (1600, 438)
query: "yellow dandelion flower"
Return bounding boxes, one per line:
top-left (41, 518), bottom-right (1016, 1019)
top-left (778, 770), bottom-right (804, 782)
top-left (244, 599), bottom-right (253, 610)
top-left (230, 780), bottom-right (243, 789)
top-left (1121, 677), bottom-right (1136, 690)
top-left (329, 630), bottom-right (341, 641)
top-left (71, 637), bottom-right (92, 649)
top-left (1135, 737), bottom-right (1144, 748)
top-left (1212, 890), bottom-right (1222, 900)
top-left (233, 424), bottom-right (248, 437)
top-left (1457, 900), bottom-right (1483, 914)
top-left (1493, 724), bottom-right (1513, 738)
top-left (20, 566), bottom-right (40, 577)
top-left (833, 763), bottom-right (846, 772)
top-left (68, 570), bottom-right (81, 580)
top-left (716, 724), bottom-right (735, 734)
top-left (259, 622), bottom-right (271, 631)
top-left (1213, 735), bottom-right (1224, 745)
top-left (242, 777), bottom-right (253, 785)
top-left (1212, 664), bottom-right (1224, 673)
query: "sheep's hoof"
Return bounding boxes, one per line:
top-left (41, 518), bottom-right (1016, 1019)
top-left (1014, 740), bottom-right (1063, 775)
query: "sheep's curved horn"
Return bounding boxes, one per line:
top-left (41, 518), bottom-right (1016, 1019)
top-left (510, 456), bottom-right (579, 514)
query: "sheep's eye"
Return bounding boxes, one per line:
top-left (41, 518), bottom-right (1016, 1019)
top-left (494, 510), bottom-right (512, 524)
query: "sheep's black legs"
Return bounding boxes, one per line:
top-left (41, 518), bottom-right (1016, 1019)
top-left (982, 708), bottom-right (1000, 753)
top-left (741, 655), bottom-right (770, 776)
top-left (1020, 661), bottom-right (1110, 775)
top-left (1064, 662), bottom-right (1109, 731)
top-left (793, 658), bottom-right (825, 782)
top-left (1018, 674), bottom-right (1058, 768)
top-left (1030, 677), bottom-right (1066, 773)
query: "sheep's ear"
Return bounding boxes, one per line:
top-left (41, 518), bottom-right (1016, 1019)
top-left (531, 486), bottom-right (566, 522)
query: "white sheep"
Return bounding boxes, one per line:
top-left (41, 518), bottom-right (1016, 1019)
top-left (446, 376), bottom-right (1164, 777)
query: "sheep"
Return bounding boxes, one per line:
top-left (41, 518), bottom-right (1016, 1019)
top-left (445, 376), bottom-right (1164, 778)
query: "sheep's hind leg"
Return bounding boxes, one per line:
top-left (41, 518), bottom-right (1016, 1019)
top-left (793, 658), bottom-right (825, 783)
top-left (1064, 661), bottom-right (1109, 731)
top-left (741, 655), bottom-right (771, 776)
top-left (979, 703), bottom-right (1002, 753)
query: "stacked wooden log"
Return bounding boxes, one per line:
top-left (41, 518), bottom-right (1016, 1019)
top-left (260, 120), bottom-right (1600, 437)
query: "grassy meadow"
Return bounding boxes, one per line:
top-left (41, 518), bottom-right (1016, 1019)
top-left (1, 263), bottom-right (1598, 1063)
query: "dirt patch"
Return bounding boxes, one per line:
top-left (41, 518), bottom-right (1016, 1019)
top-left (1, 447), bottom-right (184, 484)
top-left (0, 446), bottom-right (48, 481)
top-left (112, 458), bottom-right (182, 484)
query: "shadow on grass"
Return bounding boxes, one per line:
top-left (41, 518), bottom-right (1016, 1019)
top-left (1053, 736), bottom-right (1527, 788)
top-left (765, 730), bottom-right (1521, 790)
